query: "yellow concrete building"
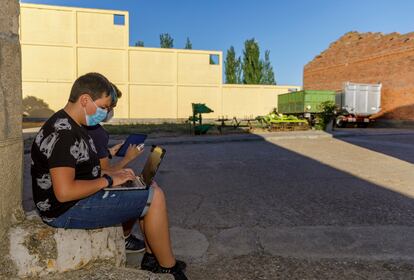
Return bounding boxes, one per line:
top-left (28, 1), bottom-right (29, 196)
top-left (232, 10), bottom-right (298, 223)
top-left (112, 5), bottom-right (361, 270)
top-left (20, 3), bottom-right (301, 121)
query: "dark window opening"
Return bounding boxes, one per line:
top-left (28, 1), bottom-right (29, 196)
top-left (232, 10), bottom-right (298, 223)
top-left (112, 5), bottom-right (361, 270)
top-left (114, 14), bottom-right (125, 25)
top-left (209, 54), bottom-right (219, 65)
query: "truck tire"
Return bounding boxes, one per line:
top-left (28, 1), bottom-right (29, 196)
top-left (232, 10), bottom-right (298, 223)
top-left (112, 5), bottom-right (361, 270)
top-left (335, 116), bottom-right (346, 128)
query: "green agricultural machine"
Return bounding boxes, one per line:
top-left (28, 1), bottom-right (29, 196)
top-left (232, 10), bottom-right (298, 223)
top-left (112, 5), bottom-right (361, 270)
top-left (189, 103), bottom-right (214, 135)
top-left (277, 90), bottom-right (336, 122)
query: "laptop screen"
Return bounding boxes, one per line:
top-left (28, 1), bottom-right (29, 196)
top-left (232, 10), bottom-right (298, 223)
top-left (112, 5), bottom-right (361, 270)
top-left (141, 146), bottom-right (166, 186)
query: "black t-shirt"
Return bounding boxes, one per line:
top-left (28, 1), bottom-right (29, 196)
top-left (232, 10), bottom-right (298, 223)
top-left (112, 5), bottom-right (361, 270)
top-left (31, 109), bottom-right (101, 220)
top-left (84, 124), bottom-right (110, 159)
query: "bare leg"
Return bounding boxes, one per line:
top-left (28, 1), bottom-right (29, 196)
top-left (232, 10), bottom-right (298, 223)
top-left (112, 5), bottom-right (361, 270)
top-left (139, 219), bottom-right (152, 253)
top-left (142, 184), bottom-right (175, 268)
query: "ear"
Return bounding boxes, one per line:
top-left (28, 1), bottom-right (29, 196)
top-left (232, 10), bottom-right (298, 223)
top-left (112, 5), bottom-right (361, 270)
top-left (79, 94), bottom-right (90, 107)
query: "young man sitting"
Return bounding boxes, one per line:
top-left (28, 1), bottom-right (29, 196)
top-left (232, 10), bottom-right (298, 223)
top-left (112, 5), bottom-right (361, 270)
top-left (31, 72), bottom-right (187, 280)
top-left (85, 84), bottom-right (146, 253)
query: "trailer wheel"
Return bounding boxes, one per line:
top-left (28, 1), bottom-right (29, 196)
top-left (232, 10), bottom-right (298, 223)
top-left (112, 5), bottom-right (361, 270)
top-left (335, 116), bottom-right (346, 128)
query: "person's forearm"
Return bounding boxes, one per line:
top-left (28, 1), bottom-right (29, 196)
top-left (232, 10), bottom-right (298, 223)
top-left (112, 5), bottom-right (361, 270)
top-left (55, 177), bottom-right (108, 202)
top-left (113, 157), bottom-right (132, 170)
top-left (102, 158), bottom-right (131, 172)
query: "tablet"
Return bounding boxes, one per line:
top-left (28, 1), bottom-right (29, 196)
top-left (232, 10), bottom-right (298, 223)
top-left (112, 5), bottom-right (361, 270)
top-left (115, 134), bottom-right (147, 157)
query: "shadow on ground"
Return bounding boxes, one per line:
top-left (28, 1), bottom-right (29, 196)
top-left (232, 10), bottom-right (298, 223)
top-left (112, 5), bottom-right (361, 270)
top-left (22, 131), bottom-right (414, 279)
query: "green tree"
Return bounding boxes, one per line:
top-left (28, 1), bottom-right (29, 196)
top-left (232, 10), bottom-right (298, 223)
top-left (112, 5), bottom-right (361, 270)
top-left (184, 37), bottom-right (192, 49)
top-left (135, 40), bottom-right (144, 47)
top-left (261, 50), bottom-right (276, 85)
top-left (242, 38), bottom-right (263, 84)
top-left (316, 101), bottom-right (337, 130)
top-left (160, 33), bottom-right (174, 48)
top-left (225, 46), bottom-right (237, 83)
top-left (235, 56), bottom-right (243, 84)
top-left (225, 46), bottom-right (243, 84)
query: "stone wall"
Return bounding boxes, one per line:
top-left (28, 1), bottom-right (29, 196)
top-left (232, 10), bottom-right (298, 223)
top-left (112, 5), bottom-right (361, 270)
top-left (0, 0), bottom-right (23, 274)
top-left (9, 214), bottom-right (126, 277)
top-left (304, 31), bottom-right (414, 120)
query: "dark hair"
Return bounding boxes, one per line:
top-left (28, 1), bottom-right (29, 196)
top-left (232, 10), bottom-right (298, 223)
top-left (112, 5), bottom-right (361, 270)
top-left (68, 72), bottom-right (112, 103)
top-left (110, 83), bottom-right (122, 107)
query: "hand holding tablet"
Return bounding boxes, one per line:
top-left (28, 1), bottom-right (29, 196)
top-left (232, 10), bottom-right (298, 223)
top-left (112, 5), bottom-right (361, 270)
top-left (137, 143), bottom-right (145, 152)
top-left (116, 134), bottom-right (147, 157)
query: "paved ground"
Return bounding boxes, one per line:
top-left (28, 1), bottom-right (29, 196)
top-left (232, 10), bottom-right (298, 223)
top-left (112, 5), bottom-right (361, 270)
top-left (23, 129), bottom-right (414, 279)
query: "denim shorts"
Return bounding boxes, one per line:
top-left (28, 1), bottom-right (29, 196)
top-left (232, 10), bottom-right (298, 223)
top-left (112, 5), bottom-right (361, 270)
top-left (45, 187), bottom-right (154, 229)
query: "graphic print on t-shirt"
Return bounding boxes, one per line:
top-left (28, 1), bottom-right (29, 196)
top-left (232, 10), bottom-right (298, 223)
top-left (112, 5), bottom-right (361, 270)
top-left (54, 118), bottom-right (72, 131)
top-left (37, 173), bottom-right (52, 190)
top-left (35, 129), bottom-right (44, 147)
top-left (92, 165), bottom-right (100, 177)
top-left (36, 198), bottom-right (51, 212)
top-left (42, 216), bottom-right (55, 223)
top-left (89, 138), bottom-right (97, 154)
top-left (39, 132), bottom-right (59, 159)
top-left (70, 138), bottom-right (90, 163)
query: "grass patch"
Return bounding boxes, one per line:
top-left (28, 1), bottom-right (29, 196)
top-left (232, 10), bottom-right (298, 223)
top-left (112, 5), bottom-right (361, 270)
top-left (103, 123), bottom-right (192, 137)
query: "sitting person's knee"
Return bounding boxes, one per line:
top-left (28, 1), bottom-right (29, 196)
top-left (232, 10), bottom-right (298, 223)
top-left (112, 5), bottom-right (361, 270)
top-left (150, 184), bottom-right (166, 205)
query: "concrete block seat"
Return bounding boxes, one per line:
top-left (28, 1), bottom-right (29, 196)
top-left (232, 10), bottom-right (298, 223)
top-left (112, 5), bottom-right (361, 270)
top-left (8, 211), bottom-right (126, 278)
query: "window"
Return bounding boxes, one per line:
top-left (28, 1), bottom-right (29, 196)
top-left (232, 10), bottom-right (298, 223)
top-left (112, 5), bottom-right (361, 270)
top-left (209, 54), bottom-right (219, 65)
top-left (113, 14), bottom-right (125, 25)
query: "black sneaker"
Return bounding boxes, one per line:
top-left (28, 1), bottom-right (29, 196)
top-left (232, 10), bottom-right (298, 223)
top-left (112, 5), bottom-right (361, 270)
top-left (125, 234), bottom-right (145, 253)
top-left (156, 262), bottom-right (188, 280)
top-left (140, 252), bottom-right (158, 272)
top-left (141, 252), bottom-right (187, 272)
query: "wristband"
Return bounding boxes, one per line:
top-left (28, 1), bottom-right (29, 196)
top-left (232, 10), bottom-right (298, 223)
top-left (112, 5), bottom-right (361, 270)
top-left (102, 174), bottom-right (113, 188)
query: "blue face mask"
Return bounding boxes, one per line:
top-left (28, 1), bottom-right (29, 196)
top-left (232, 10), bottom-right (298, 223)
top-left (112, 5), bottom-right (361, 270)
top-left (84, 100), bottom-right (108, 126)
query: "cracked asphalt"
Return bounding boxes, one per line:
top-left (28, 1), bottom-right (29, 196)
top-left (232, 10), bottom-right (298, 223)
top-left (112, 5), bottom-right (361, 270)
top-left (23, 130), bottom-right (414, 279)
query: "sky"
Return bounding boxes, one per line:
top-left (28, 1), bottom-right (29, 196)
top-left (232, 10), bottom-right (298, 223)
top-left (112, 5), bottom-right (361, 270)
top-left (21, 0), bottom-right (414, 86)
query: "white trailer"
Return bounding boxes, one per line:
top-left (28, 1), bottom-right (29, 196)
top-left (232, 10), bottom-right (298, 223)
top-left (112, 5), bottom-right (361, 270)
top-left (335, 82), bottom-right (382, 127)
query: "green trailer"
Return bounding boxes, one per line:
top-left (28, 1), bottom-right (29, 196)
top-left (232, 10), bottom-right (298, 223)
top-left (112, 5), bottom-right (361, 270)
top-left (278, 90), bottom-right (336, 118)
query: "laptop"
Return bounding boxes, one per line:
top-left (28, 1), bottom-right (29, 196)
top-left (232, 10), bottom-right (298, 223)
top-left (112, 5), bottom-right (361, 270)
top-left (104, 145), bottom-right (166, 191)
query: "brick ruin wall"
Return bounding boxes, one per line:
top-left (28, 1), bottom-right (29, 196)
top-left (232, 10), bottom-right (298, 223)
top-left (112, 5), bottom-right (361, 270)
top-left (303, 31), bottom-right (414, 120)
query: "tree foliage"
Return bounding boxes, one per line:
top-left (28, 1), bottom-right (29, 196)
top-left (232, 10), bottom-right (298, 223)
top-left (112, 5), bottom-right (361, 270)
top-left (235, 56), bottom-right (242, 84)
top-left (225, 46), bottom-right (239, 83)
top-left (242, 38), bottom-right (263, 84)
top-left (160, 33), bottom-right (174, 48)
top-left (135, 40), bottom-right (144, 47)
top-left (316, 101), bottom-right (337, 130)
top-left (184, 37), bottom-right (192, 49)
top-left (261, 50), bottom-right (276, 85)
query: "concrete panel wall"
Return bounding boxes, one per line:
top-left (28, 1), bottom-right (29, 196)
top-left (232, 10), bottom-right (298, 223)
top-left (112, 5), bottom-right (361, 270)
top-left (222, 85), bottom-right (301, 118)
top-left (112, 84), bottom-right (129, 119)
top-left (22, 82), bottom-right (72, 111)
top-left (78, 48), bottom-right (127, 83)
top-left (77, 11), bottom-right (128, 49)
top-left (177, 86), bottom-right (222, 118)
top-left (177, 52), bottom-right (221, 85)
top-left (0, 0), bottom-right (23, 253)
top-left (20, 7), bottom-right (74, 45)
top-left (20, 3), bottom-right (301, 121)
top-left (129, 48), bottom-right (176, 84)
top-left (22, 45), bottom-right (74, 81)
top-left (129, 85), bottom-right (177, 119)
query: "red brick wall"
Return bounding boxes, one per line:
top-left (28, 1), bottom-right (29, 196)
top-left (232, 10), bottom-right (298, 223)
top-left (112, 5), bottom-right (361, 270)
top-left (303, 32), bottom-right (414, 120)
